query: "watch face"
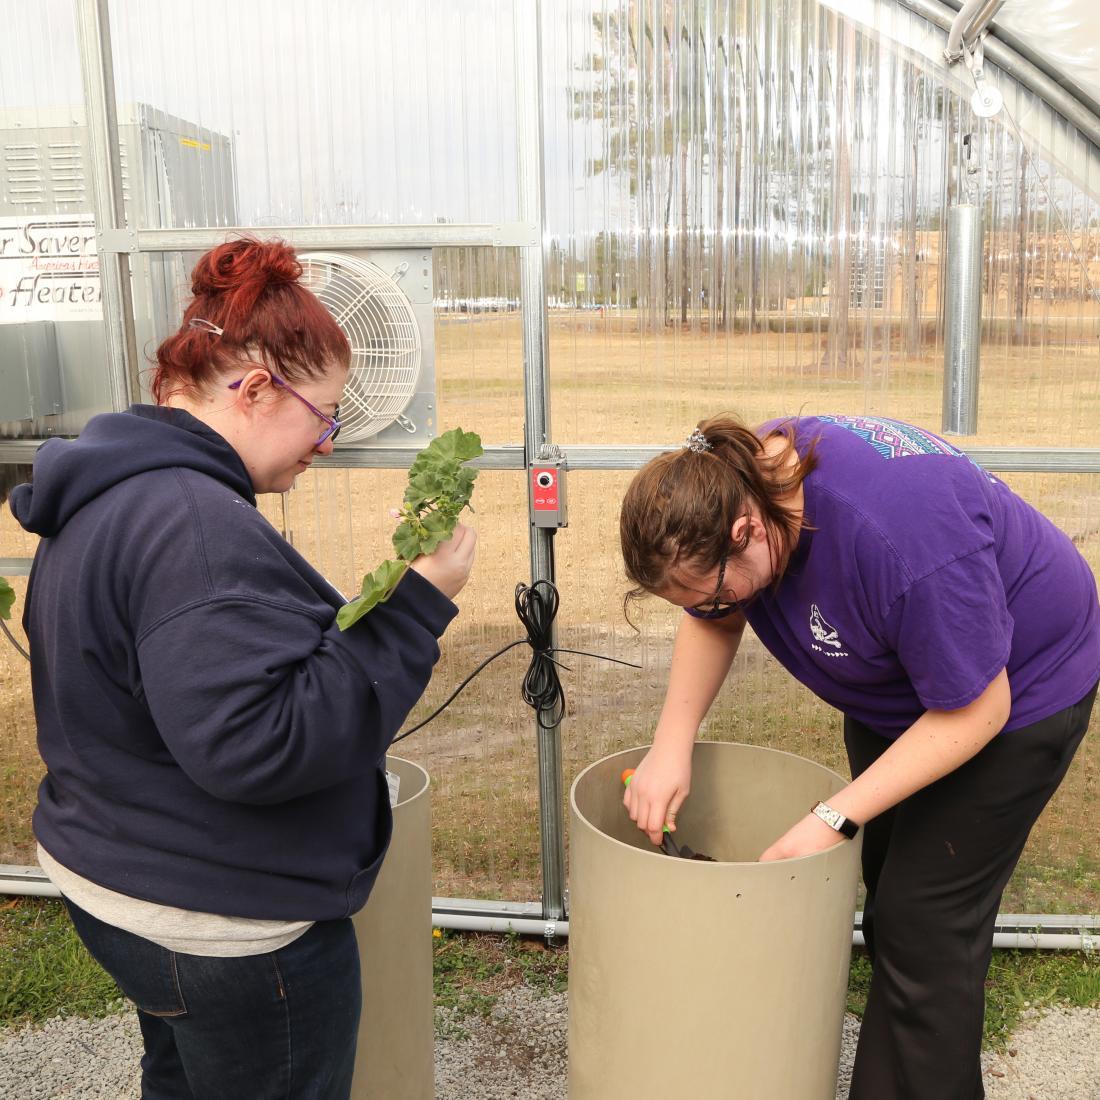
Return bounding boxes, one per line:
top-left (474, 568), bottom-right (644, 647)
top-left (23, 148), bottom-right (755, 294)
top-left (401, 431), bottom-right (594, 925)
top-left (814, 802), bottom-right (842, 830)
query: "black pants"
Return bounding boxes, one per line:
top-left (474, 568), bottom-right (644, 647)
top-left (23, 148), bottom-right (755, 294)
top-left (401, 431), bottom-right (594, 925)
top-left (844, 683), bottom-right (1096, 1100)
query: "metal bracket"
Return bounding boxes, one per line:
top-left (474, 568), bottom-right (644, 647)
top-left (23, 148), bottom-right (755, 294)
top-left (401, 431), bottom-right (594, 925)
top-left (96, 227), bottom-right (140, 254)
top-left (492, 222), bottom-right (540, 247)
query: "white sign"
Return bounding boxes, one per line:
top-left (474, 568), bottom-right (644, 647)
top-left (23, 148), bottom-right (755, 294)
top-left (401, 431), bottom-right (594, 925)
top-left (0, 216), bottom-right (101, 323)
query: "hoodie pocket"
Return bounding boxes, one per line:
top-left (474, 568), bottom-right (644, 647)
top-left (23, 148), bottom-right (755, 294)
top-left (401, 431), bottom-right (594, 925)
top-left (342, 767), bottom-right (395, 916)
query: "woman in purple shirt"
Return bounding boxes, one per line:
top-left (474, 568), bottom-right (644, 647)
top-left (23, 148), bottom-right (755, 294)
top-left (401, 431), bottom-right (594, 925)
top-left (620, 412), bottom-right (1099, 1100)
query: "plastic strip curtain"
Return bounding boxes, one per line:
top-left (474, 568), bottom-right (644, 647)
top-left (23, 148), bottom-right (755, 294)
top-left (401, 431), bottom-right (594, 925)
top-left (547, 0), bottom-right (1099, 912)
top-left (106, 0), bottom-right (519, 228)
top-left (545, 0), bottom-right (1100, 445)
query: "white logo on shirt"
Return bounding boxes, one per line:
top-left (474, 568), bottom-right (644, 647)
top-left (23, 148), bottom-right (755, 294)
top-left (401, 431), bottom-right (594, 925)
top-left (810, 604), bottom-right (849, 657)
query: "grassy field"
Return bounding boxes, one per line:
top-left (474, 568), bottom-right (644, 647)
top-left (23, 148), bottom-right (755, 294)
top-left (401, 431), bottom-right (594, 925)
top-left (1, 310), bottom-right (1098, 910)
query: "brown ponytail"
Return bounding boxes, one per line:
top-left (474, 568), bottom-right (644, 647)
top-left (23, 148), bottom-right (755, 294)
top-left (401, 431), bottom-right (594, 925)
top-left (619, 413), bottom-right (817, 602)
top-left (152, 237), bottom-right (350, 403)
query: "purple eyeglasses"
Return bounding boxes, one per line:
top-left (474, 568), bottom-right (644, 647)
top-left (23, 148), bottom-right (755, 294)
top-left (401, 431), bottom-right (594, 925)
top-left (189, 318), bottom-right (342, 447)
top-left (227, 374), bottom-right (342, 447)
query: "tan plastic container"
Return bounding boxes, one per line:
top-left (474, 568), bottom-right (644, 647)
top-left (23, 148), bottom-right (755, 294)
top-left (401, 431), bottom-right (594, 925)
top-left (569, 742), bottom-right (861, 1100)
top-left (350, 756), bottom-right (433, 1100)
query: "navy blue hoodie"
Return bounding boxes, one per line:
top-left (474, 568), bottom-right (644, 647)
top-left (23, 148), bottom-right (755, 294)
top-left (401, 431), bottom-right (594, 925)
top-left (10, 405), bottom-right (457, 920)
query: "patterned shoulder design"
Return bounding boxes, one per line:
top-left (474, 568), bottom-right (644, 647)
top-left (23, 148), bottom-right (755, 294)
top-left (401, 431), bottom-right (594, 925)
top-left (815, 415), bottom-right (996, 482)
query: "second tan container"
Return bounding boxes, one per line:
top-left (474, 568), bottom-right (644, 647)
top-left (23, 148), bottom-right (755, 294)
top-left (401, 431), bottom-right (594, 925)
top-left (568, 741), bottom-right (861, 1100)
top-left (350, 755), bottom-right (433, 1100)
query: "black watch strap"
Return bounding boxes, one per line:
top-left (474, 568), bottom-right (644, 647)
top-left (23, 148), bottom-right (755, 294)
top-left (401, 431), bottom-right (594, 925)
top-left (811, 800), bottom-right (859, 839)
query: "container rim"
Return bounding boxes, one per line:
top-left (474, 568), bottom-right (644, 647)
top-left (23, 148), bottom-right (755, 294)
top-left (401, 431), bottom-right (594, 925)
top-left (569, 741), bottom-right (851, 868)
top-left (385, 754), bottom-right (431, 809)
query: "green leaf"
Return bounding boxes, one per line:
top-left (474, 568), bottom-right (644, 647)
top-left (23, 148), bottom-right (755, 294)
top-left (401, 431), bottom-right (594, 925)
top-left (338, 428), bottom-right (482, 630)
top-left (414, 428), bottom-right (483, 470)
top-left (404, 471), bottom-right (444, 509)
top-left (416, 511), bottom-right (456, 556)
top-left (392, 520), bottom-right (425, 563)
top-left (336, 560), bottom-right (408, 630)
top-left (0, 578), bottom-right (14, 622)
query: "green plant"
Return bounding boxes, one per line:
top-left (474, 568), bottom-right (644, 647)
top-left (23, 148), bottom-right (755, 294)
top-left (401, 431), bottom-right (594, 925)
top-left (0, 578), bottom-right (13, 621)
top-left (846, 946), bottom-right (1100, 1050)
top-left (430, 928), bottom-right (569, 1039)
top-left (432, 928), bottom-right (507, 1026)
top-left (504, 931), bottom-right (569, 995)
top-left (0, 898), bottom-right (124, 1025)
top-left (982, 948), bottom-right (1100, 1048)
top-left (337, 428), bottom-right (483, 630)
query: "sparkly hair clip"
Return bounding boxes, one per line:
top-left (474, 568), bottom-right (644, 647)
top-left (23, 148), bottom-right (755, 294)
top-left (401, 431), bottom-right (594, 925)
top-left (188, 318), bottom-right (224, 336)
top-left (683, 428), bottom-right (712, 454)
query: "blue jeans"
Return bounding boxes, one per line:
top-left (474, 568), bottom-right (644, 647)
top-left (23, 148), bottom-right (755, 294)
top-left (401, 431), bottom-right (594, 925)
top-left (62, 898), bottom-right (361, 1100)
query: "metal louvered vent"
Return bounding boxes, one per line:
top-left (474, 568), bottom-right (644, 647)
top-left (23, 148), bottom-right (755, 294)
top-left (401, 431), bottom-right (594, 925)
top-left (299, 251), bottom-right (422, 442)
top-left (48, 142), bottom-right (87, 207)
top-left (3, 144), bottom-right (44, 207)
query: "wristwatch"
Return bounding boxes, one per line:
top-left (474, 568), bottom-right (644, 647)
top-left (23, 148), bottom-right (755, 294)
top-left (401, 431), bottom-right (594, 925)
top-left (811, 800), bottom-right (859, 839)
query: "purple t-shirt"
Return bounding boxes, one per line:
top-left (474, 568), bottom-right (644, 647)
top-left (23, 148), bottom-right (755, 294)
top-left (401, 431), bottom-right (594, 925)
top-left (689, 415), bottom-right (1100, 738)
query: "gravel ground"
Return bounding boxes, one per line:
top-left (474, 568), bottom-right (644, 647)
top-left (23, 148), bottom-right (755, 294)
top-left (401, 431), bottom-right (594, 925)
top-left (0, 993), bottom-right (1097, 1098)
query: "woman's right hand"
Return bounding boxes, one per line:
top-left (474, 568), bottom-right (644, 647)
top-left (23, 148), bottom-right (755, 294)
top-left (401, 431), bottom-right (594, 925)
top-left (409, 522), bottom-right (477, 600)
top-left (623, 740), bottom-right (694, 846)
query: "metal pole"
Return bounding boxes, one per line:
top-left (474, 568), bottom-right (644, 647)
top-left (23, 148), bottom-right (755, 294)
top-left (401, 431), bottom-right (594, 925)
top-left (942, 204), bottom-right (983, 435)
top-left (514, 0), bottom-right (566, 922)
top-left (74, 0), bottom-right (141, 410)
top-left (944, 0), bottom-right (1006, 62)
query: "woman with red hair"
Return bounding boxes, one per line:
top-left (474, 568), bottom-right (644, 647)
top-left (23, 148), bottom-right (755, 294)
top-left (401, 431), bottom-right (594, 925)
top-left (11, 238), bottom-right (476, 1098)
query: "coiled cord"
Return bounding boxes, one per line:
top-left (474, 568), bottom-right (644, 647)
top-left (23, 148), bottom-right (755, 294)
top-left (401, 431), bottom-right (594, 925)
top-left (392, 579), bottom-right (638, 742)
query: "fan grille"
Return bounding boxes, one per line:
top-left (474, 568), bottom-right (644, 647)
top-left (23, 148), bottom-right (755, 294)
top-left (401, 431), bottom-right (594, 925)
top-left (299, 252), bottom-right (421, 441)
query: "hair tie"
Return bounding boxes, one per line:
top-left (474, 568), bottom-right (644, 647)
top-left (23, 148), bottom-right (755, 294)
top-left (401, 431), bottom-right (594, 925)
top-left (682, 428), bottom-right (712, 454)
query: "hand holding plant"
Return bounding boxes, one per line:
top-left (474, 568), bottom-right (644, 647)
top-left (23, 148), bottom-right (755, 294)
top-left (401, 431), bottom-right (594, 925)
top-left (336, 428), bottom-right (482, 630)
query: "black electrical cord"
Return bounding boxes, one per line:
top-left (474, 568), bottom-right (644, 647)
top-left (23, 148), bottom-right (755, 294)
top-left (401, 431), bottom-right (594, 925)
top-left (392, 579), bottom-right (640, 742)
top-left (1, 618), bottom-right (29, 662)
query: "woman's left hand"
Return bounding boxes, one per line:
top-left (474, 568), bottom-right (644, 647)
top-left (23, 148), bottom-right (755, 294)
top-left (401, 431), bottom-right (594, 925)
top-left (758, 813), bottom-right (848, 862)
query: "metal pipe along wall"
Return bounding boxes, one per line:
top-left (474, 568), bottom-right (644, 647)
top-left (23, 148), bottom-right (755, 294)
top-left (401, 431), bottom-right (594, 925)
top-left (943, 204), bottom-right (984, 435)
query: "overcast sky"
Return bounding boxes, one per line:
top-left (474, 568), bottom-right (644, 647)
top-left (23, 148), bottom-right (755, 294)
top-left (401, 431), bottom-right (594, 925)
top-left (5, 0), bottom-right (548, 225)
top-left (4, 1), bottom-right (1096, 238)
